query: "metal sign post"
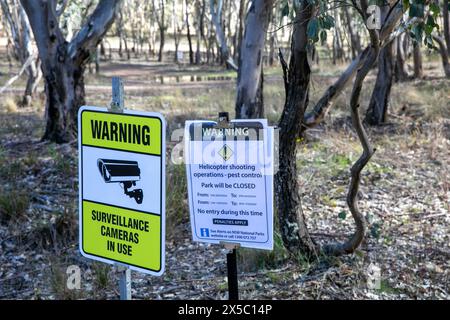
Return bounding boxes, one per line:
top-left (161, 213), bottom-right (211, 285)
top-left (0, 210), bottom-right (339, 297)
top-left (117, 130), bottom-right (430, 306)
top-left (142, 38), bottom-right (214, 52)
top-left (217, 112), bottom-right (240, 300)
top-left (223, 242), bottom-right (240, 300)
top-left (109, 77), bottom-right (131, 301)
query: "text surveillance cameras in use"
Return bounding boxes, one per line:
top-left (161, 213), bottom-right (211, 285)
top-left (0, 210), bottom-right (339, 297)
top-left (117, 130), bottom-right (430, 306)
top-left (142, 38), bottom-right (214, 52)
top-left (97, 159), bottom-right (144, 204)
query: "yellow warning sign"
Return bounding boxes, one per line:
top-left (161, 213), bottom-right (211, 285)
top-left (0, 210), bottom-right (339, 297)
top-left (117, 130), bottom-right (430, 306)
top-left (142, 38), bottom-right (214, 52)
top-left (218, 144), bottom-right (233, 161)
top-left (78, 106), bottom-right (165, 276)
top-left (82, 201), bottom-right (161, 271)
top-left (81, 110), bottom-right (162, 155)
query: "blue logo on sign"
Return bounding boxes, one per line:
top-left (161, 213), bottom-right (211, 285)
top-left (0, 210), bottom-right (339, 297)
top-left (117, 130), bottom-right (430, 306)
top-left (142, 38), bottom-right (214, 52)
top-left (200, 228), bottom-right (210, 237)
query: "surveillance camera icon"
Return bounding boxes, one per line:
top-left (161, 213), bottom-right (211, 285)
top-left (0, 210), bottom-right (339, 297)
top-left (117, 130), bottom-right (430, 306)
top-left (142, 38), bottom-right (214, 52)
top-left (97, 158), bottom-right (144, 204)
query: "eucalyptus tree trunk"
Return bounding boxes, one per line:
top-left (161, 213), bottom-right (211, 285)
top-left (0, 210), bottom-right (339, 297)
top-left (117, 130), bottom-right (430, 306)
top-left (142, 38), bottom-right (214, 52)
top-left (236, 0), bottom-right (245, 63)
top-left (185, 0), bottom-right (194, 64)
top-left (364, 5), bottom-right (395, 126)
top-left (210, 0), bottom-right (237, 70)
top-left (444, 0), bottom-right (450, 55)
top-left (0, 0), bottom-right (42, 106)
top-left (413, 42), bottom-right (423, 79)
top-left (323, 0), bottom-right (379, 256)
top-left (152, 0), bottom-right (166, 62)
top-left (344, 6), bottom-right (362, 59)
top-left (268, 7), bottom-right (276, 66)
top-left (365, 41), bottom-right (394, 125)
top-left (394, 34), bottom-right (409, 81)
top-left (235, 0), bottom-right (274, 120)
top-left (194, 0), bottom-right (203, 64)
top-left (276, 2), bottom-right (317, 257)
top-left (173, 0), bottom-right (180, 63)
top-left (432, 35), bottom-right (450, 78)
top-left (21, 0), bottom-right (122, 143)
top-left (333, 8), bottom-right (344, 64)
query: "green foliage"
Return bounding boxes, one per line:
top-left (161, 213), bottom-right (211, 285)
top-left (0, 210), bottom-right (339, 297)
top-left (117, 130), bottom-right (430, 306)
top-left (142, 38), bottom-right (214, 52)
top-left (307, 14), bottom-right (334, 45)
top-left (409, 1), bottom-right (425, 18)
top-left (278, 0), bottom-right (442, 50)
top-left (370, 222), bottom-right (382, 239)
top-left (406, 0), bottom-right (441, 49)
top-left (338, 211), bottom-right (347, 220)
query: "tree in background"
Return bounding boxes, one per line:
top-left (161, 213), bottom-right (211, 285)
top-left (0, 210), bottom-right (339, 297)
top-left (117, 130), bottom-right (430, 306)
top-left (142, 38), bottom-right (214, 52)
top-left (235, 0), bottom-right (274, 119)
top-left (365, 4), bottom-right (395, 126)
top-left (210, 0), bottom-right (238, 70)
top-left (152, 0), bottom-right (166, 62)
top-left (276, 0), bottom-right (317, 256)
top-left (21, 0), bottom-right (122, 143)
top-left (0, 0), bottom-right (41, 106)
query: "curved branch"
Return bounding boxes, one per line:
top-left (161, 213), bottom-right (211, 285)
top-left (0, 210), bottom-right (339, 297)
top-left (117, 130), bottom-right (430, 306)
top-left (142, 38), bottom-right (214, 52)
top-left (323, 0), bottom-right (379, 256)
top-left (432, 35), bottom-right (450, 78)
top-left (68, 0), bottom-right (122, 66)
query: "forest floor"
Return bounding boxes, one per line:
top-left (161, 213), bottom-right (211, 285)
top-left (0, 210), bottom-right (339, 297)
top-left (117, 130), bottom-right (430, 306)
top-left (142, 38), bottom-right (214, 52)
top-left (0, 54), bottom-right (449, 300)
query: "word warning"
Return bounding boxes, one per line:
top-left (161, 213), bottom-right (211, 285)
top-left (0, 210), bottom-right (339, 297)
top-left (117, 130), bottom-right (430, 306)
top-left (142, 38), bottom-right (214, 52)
top-left (185, 119), bottom-right (274, 250)
top-left (78, 106), bottom-right (165, 275)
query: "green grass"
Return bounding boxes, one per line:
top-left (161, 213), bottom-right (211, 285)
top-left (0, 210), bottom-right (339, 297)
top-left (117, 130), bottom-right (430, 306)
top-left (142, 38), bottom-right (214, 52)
top-left (376, 279), bottom-right (401, 295)
top-left (92, 262), bottom-right (111, 294)
top-left (166, 164), bottom-right (189, 238)
top-left (47, 144), bottom-right (76, 178)
top-left (238, 232), bottom-right (289, 272)
top-left (0, 188), bottom-right (30, 224)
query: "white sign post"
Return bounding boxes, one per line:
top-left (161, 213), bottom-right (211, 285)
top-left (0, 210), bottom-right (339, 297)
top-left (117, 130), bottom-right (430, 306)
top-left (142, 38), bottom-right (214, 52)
top-left (185, 116), bottom-right (274, 250)
top-left (185, 112), bottom-right (275, 299)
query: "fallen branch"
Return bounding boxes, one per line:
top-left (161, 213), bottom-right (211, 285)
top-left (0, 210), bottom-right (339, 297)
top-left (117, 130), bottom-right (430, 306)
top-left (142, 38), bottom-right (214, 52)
top-left (0, 51), bottom-right (37, 94)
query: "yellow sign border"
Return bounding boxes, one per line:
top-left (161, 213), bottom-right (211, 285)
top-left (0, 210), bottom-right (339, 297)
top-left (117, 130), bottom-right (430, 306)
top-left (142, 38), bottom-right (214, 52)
top-left (78, 106), bottom-right (165, 276)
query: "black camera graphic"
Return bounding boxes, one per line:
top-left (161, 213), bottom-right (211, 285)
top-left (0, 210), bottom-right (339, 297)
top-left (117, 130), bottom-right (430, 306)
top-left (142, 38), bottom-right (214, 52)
top-left (97, 159), bottom-right (144, 204)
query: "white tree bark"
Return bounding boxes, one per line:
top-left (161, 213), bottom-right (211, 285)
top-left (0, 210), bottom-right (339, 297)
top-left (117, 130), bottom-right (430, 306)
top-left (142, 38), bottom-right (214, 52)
top-left (0, 0), bottom-right (41, 105)
top-left (235, 0), bottom-right (274, 119)
top-left (210, 0), bottom-right (237, 70)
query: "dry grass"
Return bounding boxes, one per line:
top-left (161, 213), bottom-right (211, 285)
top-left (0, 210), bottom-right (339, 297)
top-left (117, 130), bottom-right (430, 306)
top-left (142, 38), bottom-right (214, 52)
top-left (0, 189), bottom-right (30, 224)
top-left (2, 97), bottom-right (18, 113)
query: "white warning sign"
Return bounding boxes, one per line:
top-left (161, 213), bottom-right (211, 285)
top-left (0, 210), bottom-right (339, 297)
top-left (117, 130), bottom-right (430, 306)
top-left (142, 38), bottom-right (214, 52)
top-left (185, 119), bottom-right (274, 250)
